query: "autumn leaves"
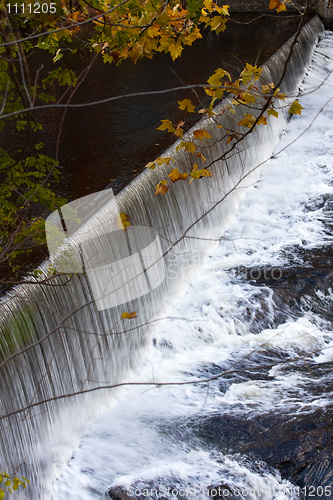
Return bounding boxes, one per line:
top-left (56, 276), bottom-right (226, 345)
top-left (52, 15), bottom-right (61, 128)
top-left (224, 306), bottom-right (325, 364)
top-left (148, 63), bottom-right (283, 196)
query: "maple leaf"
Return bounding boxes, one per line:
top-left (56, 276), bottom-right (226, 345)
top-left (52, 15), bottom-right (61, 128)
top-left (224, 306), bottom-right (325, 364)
top-left (156, 156), bottom-right (173, 166)
top-left (238, 113), bottom-right (255, 128)
top-left (145, 160), bottom-right (156, 170)
top-left (289, 100), bottom-right (303, 115)
top-left (193, 129), bottom-right (211, 141)
top-left (168, 168), bottom-right (189, 183)
top-left (155, 181), bottom-right (168, 196)
top-left (202, 0), bottom-right (214, 13)
top-left (262, 83), bottom-right (275, 94)
top-left (257, 116), bottom-right (268, 126)
top-left (207, 68), bottom-right (231, 87)
top-left (269, 0), bottom-right (286, 12)
top-left (239, 92), bottom-right (256, 104)
top-left (169, 43), bottom-right (183, 61)
top-left (147, 24), bottom-right (161, 38)
top-left (121, 311), bottom-right (137, 319)
top-left (178, 98), bottom-right (195, 113)
top-left (210, 16), bottom-right (227, 33)
top-left (196, 152), bottom-right (206, 162)
top-left (184, 27), bottom-right (202, 46)
top-left (157, 119), bottom-right (175, 133)
top-left (190, 167), bottom-right (212, 179)
top-left (267, 108), bottom-right (279, 118)
top-left (158, 35), bottom-right (172, 52)
top-left (216, 4), bottom-right (229, 15)
top-left (116, 212), bottom-right (130, 230)
top-left (146, 156), bottom-right (173, 170)
top-left (176, 141), bottom-right (196, 154)
top-left (240, 64), bottom-right (264, 85)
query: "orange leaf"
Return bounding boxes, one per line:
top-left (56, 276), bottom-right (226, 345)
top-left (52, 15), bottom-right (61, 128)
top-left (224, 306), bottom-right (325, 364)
top-left (226, 133), bottom-right (238, 144)
top-left (155, 181), bottom-right (169, 196)
top-left (121, 311), bottom-right (137, 319)
top-left (175, 121), bottom-right (185, 138)
top-left (257, 116), bottom-right (267, 126)
top-left (269, 0), bottom-right (286, 12)
top-left (193, 129), bottom-right (211, 141)
top-left (168, 168), bottom-right (189, 183)
top-left (195, 152), bottom-right (206, 162)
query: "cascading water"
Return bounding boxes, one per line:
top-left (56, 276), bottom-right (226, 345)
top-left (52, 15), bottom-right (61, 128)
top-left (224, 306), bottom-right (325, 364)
top-left (0, 16), bottom-right (325, 499)
top-left (53, 27), bottom-right (333, 499)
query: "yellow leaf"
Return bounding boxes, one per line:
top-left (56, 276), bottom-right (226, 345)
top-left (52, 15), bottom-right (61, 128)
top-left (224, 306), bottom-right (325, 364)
top-left (169, 43), bottom-right (183, 61)
top-left (289, 99), bottom-right (303, 115)
top-left (147, 24), bottom-right (161, 38)
top-left (267, 108), bottom-right (279, 118)
top-left (215, 4), bottom-right (229, 15)
top-left (156, 156), bottom-right (173, 166)
top-left (157, 120), bottom-right (175, 133)
top-left (193, 129), bottom-right (211, 141)
top-left (168, 168), bottom-right (189, 183)
top-left (207, 68), bottom-right (231, 87)
top-left (176, 141), bottom-right (197, 154)
top-left (210, 15), bottom-right (227, 33)
top-left (238, 113), bottom-right (255, 128)
top-left (240, 63), bottom-right (264, 85)
top-left (146, 160), bottom-right (157, 170)
top-left (184, 27), bottom-right (202, 46)
top-left (146, 157), bottom-right (173, 170)
top-left (178, 98), bottom-right (195, 113)
top-left (199, 169), bottom-right (212, 177)
top-left (155, 181), bottom-right (169, 196)
top-left (158, 35), bottom-right (172, 52)
top-left (203, 0), bottom-right (214, 12)
top-left (190, 167), bottom-right (212, 179)
top-left (262, 83), bottom-right (275, 94)
top-left (121, 311), bottom-right (137, 319)
top-left (116, 213), bottom-right (131, 231)
top-left (239, 92), bottom-right (256, 104)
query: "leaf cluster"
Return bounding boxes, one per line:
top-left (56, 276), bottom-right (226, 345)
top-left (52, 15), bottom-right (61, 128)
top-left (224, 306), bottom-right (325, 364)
top-left (0, 472), bottom-right (29, 499)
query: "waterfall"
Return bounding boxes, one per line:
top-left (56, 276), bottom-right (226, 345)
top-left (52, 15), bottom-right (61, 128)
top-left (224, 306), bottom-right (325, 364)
top-left (0, 16), bottom-right (323, 499)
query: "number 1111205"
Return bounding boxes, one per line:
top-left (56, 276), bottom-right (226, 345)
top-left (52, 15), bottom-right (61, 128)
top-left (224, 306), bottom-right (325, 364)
top-left (6, 3), bottom-right (57, 14)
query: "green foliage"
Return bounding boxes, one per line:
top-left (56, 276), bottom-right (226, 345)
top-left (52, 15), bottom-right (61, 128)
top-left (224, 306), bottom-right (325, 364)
top-left (0, 472), bottom-right (29, 499)
top-left (43, 68), bottom-right (77, 87)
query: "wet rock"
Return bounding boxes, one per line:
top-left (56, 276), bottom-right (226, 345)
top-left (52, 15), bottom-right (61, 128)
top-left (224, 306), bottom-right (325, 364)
top-left (108, 486), bottom-right (134, 500)
top-left (298, 459), bottom-right (333, 499)
top-left (195, 407), bottom-right (333, 492)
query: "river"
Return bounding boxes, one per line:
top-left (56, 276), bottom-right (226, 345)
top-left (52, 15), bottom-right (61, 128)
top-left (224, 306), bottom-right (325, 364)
top-left (50, 28), bottom-right (333, 500)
